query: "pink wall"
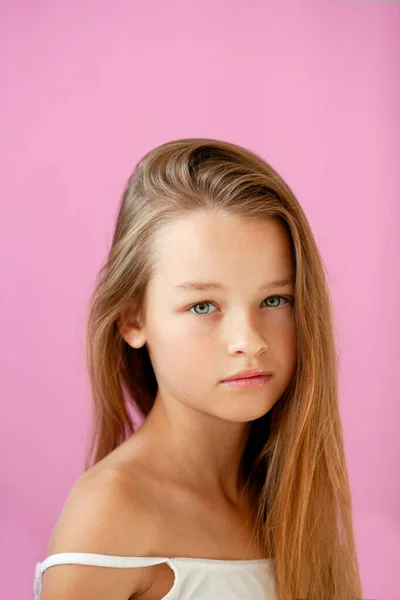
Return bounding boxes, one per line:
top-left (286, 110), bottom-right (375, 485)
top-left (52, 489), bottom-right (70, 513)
top-left (1, 2), bottom-right (399, 598)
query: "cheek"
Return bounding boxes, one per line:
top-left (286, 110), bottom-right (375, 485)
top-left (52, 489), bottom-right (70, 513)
top-left (156, 339), bottom-right (212, 398)
top-left (270, 316), bottom-right (297, 359)
top-left (283, 323), bottom-right (298, 369)
top-left (149, 320), bottom-right (214, 375)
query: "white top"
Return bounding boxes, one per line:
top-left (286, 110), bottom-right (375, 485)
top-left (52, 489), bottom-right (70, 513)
top-left (33, 552), bottom-right (278, 599)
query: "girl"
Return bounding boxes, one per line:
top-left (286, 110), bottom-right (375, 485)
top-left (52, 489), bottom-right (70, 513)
top-left (33, 138), bottom-right (363, 600)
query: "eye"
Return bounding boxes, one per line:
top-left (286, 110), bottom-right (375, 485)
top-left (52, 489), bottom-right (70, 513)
top-left (189, 301), bottom-right (218, 316)
top-left (261, 295), bottom-right (290, 308)
top-left (188, 296), bottom-right (292, 316)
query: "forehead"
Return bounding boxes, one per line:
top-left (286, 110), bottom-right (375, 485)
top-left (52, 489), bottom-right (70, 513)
top-left (151, 212), bottom-right (293, 285)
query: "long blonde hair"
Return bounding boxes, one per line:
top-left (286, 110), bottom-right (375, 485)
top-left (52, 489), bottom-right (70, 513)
top-left (84, 138), bottom-right (363, 600)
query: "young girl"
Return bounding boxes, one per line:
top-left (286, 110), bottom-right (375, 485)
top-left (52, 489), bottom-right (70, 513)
top-left (33, 139), bottom-right (363, 600)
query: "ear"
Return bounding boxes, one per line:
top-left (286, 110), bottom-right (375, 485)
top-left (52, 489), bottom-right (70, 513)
top-left (118, 306), bottom-right (146, 349)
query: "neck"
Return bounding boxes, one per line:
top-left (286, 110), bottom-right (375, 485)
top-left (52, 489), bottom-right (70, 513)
top-left (134, 392), bottom-right (252, 504)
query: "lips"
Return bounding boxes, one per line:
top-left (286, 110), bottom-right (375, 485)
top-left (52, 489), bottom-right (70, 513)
top-left (222, 369), bottom-right (271, 382)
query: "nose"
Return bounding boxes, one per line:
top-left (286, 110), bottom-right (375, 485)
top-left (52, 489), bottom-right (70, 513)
top-left (225, 313), bottom-right (268, 357)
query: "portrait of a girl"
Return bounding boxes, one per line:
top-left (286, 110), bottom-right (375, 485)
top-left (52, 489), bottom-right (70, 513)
top-left (34, 138), bottom-right (363, 600)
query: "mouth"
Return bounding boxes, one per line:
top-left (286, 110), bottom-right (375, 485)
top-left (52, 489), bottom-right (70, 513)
top-left (220, 373), bottom-right (273, 389)
top-left (221, 370), bottom-right (272, 382)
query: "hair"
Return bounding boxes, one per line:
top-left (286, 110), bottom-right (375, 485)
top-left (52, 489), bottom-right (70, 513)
top-left (84, 138), bottom-right (363, 600)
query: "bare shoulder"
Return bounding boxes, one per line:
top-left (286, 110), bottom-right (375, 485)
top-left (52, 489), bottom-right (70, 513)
top-left (40, 465), bottom-right (157, 600)
top-left (46, 465), bottom-right (154, 554)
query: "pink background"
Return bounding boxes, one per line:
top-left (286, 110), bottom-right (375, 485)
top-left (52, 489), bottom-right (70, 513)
top-left (1, 1), bottom-right (399, 598)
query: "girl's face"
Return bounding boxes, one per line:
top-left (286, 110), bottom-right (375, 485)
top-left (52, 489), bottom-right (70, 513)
top-left (123, 211), bottom-right (297, 423)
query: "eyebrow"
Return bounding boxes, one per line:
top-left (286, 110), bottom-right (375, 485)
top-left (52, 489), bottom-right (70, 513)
top-left (173, 276), bottom-right (294, 292)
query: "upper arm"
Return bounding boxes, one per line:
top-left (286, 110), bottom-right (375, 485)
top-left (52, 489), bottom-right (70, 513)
top-left (39, 469), bottom-right (152, 600)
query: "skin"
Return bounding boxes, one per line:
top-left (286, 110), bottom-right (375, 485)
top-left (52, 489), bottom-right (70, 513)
top-left (41, 211), bottom-right (298, 600)
top-left (119, 211), bottom-right (297, 505)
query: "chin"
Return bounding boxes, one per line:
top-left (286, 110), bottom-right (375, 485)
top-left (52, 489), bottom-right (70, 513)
top-left (217, 401), bottom-right (276, 424)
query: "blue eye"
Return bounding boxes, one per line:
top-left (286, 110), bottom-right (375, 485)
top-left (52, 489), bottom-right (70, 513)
top-left (188, 296), bottom-right (291, 316)
top-left (262, 296), bottom-right (289, 308)
top-left (189, 301), bottom-right (218, 316)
